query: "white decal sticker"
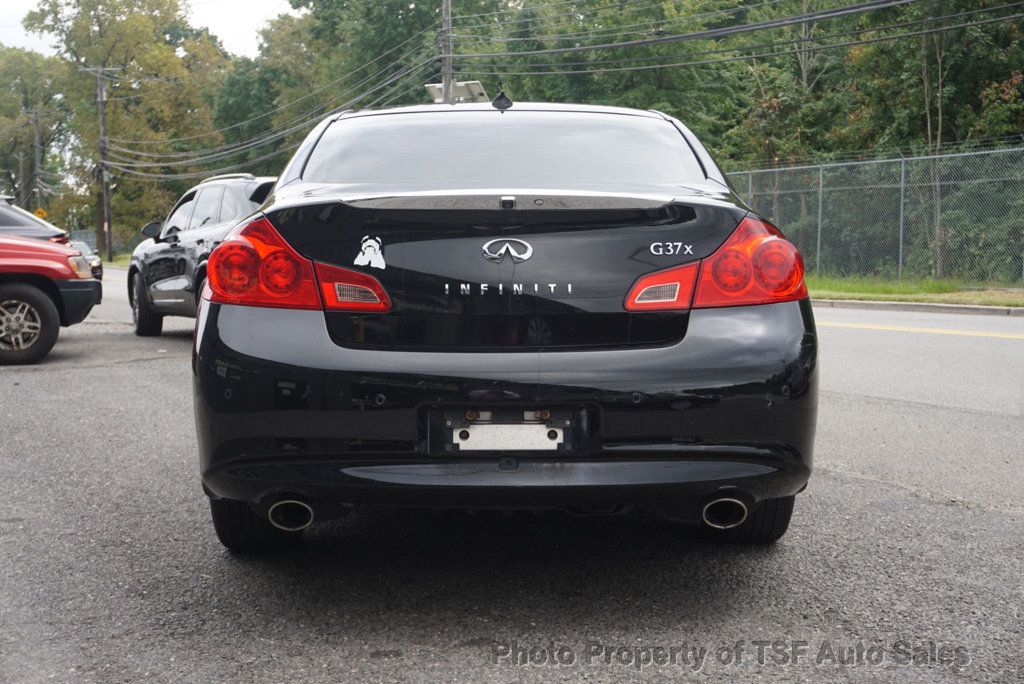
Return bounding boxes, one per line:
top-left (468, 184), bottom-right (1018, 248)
top-left (354, 235), bottom-right (386, 269)
top-left (649, 242), bottom-right (693, 256)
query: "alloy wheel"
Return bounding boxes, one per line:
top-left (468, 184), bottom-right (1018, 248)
top-left (0, 299), bottom-right (43, 351)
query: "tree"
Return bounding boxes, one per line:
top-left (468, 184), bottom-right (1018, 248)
top-left (24, 0), bottom-right (228, 249)
top-left (0, 45), bottom-right (69, 210)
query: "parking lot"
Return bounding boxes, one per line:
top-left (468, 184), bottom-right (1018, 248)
top-left (1, 267), bottom-right (1021, 682)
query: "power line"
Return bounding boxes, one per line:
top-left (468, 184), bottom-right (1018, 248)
top-left (107, 22), bottom-right (439, 146)
top-left (455, 0), bottom-right (672, 31)
top-left (110, 46), bottom-right (435, 162)
top-left (453, 0), bottom-right (612, 21)
top-left (453, 0), bottom-right (773, 31)
top-left (109, 144), bottom-right (293, 180)
top-left (454, 11), bottom-right (1024, 76)
top-left (108, 57), bottom-right (436, 169)
top-left (362, 61), bottom-right (437, 110)
top-left (107, 59), bottom-right (438, 175)
top-left (108, 48), bottom-right (436, 164)
top-left (454, 2), bottom-right (1024, 71)
top-left (105, 66), bottom-right (435, 182)
top-left (451, 0), bottom-right (791, 43)
top-left (447, 0), bottom-right (916, 59)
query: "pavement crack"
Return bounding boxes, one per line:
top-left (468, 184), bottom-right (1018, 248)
top-left (815, 465), bottom-right (1024, 516)
top-left (820, 389), bottom-right (1023, 419)
top-left (0, 354), bottom-right (187, 375)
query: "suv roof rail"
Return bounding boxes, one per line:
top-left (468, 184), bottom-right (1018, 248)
top-left (200, 173), bottom-right (256, 183)
top-left (0, 195), bottom-right (14, 202)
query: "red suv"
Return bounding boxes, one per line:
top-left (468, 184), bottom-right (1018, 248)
top-left (0, 235), bottom-right (102, 364)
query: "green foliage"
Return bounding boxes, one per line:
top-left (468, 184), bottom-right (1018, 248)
top-left (0, 45), bottom-right (69, 208)
top-left (1, 0), bottom-right (1022, 257)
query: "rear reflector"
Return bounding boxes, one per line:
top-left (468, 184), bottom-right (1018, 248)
top-left (624, 263), bottom-right (699, 311)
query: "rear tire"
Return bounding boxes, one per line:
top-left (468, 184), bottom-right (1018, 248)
top-left (0, 283), bottom-right (60, 365)
top-left (131, 273), bottom-right (163, 336)
top-left (700, 495), bottom-right (795, 543)
top-left (209, 498), bottom-right (303, 552)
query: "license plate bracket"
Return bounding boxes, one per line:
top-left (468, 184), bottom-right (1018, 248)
top-left (427, 406), bottom-right (587, 454)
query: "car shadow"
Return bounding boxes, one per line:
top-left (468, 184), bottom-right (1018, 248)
top-left (201, 507), bottom-right (795, 631)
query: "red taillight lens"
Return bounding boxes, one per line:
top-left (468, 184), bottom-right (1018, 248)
top-left (207, 217), bottom-right (321, 309)
top-left (624, 262), bottom-right (699, 311)
top-left (693, 216), bottom-right (806, 308)
top-left (752, 239), bottom-right (803, 294)
top-left (316, 263), bottom-right (391, 312)
top-left (211, 242), bottom-right (259, 295)
top-left (622, 216), bottom-right (806, 313)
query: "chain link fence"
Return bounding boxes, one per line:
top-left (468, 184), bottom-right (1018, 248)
top-left (726, 146), bottom-right (1024, 287)
top-left (69, 229), bottom-right (128, 254)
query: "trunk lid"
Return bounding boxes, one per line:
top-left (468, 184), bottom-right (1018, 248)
top-left (269, 190), bottom-right (745, 351)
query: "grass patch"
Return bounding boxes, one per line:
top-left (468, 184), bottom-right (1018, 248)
top-left (806, 276), bottom-right (1024, 307)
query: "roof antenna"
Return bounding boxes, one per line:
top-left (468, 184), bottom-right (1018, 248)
top-left (491, 91), bottom-right (513, 112)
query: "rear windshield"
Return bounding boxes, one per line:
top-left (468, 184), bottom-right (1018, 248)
top-left (0, 204), bottom-right (55, 229)
top-left (302, 111), bottom-right (706, 188)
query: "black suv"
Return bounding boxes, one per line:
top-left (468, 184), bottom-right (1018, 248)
top-left (128, 174), bottom-right (274, 335)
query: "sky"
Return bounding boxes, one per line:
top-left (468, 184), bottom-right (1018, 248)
top-left (0, 0), bottom-right (300, 58)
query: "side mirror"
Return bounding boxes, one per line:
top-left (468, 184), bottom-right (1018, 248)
top-left (141, 221), bottom-right (162, 239)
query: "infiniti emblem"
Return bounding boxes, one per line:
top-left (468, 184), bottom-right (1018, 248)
top-left (482, 238), bottom-right (533, 263)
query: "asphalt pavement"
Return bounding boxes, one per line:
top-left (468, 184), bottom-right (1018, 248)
top-left (1, 267), bottom-right (1021, 682)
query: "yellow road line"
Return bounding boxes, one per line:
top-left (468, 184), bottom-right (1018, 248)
top-left (817, 321), bottom-right (1024, 340)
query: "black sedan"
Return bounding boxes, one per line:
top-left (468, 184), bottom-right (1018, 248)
top-left (193, 101), bottom-right (817, 552)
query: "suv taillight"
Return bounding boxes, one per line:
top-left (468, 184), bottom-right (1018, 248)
top-left (207, 216), bottom-right (392, 312)
top-left (622, 216), bottom-right (806, 312)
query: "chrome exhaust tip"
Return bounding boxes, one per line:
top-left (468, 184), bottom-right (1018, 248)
top-left (701, 497), bottom-right (748, 530)
top-left (267, 499), bottom-right (314, 532)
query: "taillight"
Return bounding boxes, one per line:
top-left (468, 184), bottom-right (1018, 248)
top-left (622, 216), bottom-right (806, 312)
top-left (624, 263), bottom-right (698, 311)
top-left (316, 263), bottom-right (391, 312)
top-left (693, 216), bottom-right (806, 308)
top-left (207, 217), bottom-right (321, 310)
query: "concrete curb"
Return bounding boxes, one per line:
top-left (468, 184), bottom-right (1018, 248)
top-left (812, 298), bottom-right (1024, 317)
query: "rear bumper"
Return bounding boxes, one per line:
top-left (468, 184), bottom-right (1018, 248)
top-left (55, 278), bottom-right (102, 325)
top-left (193, 300), bottom-right (817, 520)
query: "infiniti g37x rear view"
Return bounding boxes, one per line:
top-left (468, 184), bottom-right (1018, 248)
top-left (192, 103), bottom-right (817, 551)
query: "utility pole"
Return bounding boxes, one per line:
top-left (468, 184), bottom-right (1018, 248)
top-left (16, 152), bottom-right (25, 206)
top-left (81, 66), bottom-right (119, 262)
top-left (441, 0), bottom-right (453, 104)
top-left (30, 108), bottom-right (43, 210)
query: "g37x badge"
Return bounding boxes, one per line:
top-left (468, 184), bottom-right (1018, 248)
top-left (354, 235), bottom-right (385, 270)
